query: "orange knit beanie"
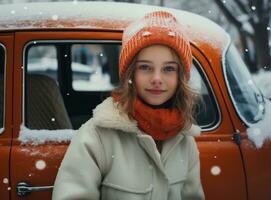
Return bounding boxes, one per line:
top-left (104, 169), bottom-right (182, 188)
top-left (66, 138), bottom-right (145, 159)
top-left (119, 10), bottom-right (192, 80)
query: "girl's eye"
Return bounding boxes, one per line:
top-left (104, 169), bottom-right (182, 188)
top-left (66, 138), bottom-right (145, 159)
top-left (138, 64), bottom-right (151, 71)
top-left (163, 65), bottom-right (177, 72)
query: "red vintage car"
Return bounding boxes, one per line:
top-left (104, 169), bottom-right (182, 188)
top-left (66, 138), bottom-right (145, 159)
top-left (0, 1), bottom-right (270, 200)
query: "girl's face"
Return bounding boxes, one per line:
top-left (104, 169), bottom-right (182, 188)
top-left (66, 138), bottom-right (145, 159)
top-left (134, 45), bottom-right (179, 106)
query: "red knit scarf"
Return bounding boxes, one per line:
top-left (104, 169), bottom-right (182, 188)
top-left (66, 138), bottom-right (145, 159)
top-left (112, 94), bottom-right (184, 141)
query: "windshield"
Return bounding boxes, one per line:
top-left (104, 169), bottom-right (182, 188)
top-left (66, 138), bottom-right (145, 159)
top-left (224, 44), bottom-right (265, 124)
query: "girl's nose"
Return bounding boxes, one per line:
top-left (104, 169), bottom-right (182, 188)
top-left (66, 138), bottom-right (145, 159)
top-left (150, 71), bottom-right (162, 85)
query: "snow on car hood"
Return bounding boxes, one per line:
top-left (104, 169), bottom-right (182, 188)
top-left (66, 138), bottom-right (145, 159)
top-left (0, 1), bottom-right (228, 52)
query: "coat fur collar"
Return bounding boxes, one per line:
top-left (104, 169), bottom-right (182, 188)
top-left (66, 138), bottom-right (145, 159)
top-left (92, 97), bottom-right (201, 136)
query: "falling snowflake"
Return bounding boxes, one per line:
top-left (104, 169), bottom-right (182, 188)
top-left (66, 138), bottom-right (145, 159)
top-left (267, 27), bottom-right (270, 31)
top-left (208, 10), bottom-right (212, 14)
top-left (52, 15), bottom-right (59, 21)
top-left (211, 166), bottom-right (221, 176)
top-left (251, 6), bottom-right (256, 11)
top-left (222, 0), bottom-right (226, 3)
top-left (35, 160), bottom-right (46, 170)
top-left (51, 118), bottom-right (55, 122)
top-left (99, 53), bottom-right (104, 57)
top-left (64, 54), bottom-right (68, 58)
top-left (7, 187), bottom-right (11, 191)
top-left (245, 49), bottom-right (248, 52)
top-left (10, 10), bottom-right (16, 15)
top-left (3, 178), bottom-right (9, 184)
top-left (247, 80), bottom-right (253, 85)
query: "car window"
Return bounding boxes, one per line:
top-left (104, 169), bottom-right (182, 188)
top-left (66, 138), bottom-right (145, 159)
top-left (190, 61), bottom-right (219, 130)
top-left (25, 43), bottom-right (72, 130)
top-left (24, 41), bottom-right (218, 131)
top-left (71, 44), bottom-right (120, 91)
top-left (0, 44), bottom-right (5, 133)
top-left (27, 45), bottom-right (58, 82)
top-left (224, 44), bottom-right (265, 124)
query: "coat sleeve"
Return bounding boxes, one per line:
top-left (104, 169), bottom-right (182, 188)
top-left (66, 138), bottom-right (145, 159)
top-left (181, 136), bottom-right (205, 200)
top-left (52, 120), bottom-right (106, 200)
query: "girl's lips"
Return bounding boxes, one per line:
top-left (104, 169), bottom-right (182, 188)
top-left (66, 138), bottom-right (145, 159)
top-left (146, 89), bottom-right (166, 95)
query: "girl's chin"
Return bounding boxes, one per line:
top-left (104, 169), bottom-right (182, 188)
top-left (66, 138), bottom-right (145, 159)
top-left (142, 98), bottom-right (168, 106)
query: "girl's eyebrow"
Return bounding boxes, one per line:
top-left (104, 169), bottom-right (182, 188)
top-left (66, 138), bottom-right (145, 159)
top-left (136, 60), bottom-right (179, 65)
top-left (136, 60), bottom-right (152, 63)
top-left (164, 61), bottom-right (179, 65)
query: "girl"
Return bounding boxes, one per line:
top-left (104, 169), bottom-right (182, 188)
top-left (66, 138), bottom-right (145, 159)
top-left (53, 11), bottom-right (205, 200)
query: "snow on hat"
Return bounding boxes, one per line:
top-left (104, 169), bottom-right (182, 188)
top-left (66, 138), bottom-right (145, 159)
top-left (119, 10), bottom-right (192, 80)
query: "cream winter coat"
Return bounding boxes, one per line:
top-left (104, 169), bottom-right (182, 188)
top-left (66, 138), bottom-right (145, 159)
top-left (52, 97), bottom-right (205, 200)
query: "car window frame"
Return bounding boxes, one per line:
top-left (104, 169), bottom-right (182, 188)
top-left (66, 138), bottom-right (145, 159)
top-left (22, 40), bottom-right (121, 129)
top-left (192, 58), bottom-right (221, 131)
top-left (0, 43), bottom-right (6, 135)
top-left (22, 39), bottom-right (221, 132)
top-left (222, 41), bottom-right (265, 126)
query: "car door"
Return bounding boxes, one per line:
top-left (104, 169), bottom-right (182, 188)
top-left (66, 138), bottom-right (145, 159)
top-left (192, 47), bottom-right (247, 200)
top-left (224, 44), bottom-right (271, 200)
top-left (0, 34), bottom-right (13, 200)
top-left (10, 30), bottom-right (247, 200)
top-left (10, 31), bottom-right (121, 200)
top-left (10, 31), bottom-right (74, 200)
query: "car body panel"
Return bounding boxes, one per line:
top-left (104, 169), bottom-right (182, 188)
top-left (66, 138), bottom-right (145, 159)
top-left (0, 1), bottom-right (270, 200)
top-left (9, 30), bottom-right (248, 199)
top-left (0, 34), bottom-right (13, 200)
top-left (240, 138), bottom-right (271, 199)
top-left (10, 140), bottom-right (67, 200)
top-left (192, 47), bottom-right (247, 199)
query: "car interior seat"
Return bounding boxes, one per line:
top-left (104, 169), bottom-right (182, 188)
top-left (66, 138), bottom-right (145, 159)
top-left (26, 74), bottom-right (73, 130)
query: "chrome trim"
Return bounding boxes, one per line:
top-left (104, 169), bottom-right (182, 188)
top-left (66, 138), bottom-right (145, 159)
top-left (22, 39), bottom-right (121, 127)
top-left (17, 182), bottom-right (53, 197)
top-left (192, 57), bottom-right (222, 132)
top-left (221, 34), bottom-right (263, 127)
top-left (0, 43), bottom-right (6, 135)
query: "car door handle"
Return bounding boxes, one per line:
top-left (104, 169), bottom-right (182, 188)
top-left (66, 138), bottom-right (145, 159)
top-left (17, 182), bottom-right (53, 197)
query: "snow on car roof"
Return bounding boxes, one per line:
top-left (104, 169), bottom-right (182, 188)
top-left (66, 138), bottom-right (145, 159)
top-left (0, 1), bottom-right (229, 51)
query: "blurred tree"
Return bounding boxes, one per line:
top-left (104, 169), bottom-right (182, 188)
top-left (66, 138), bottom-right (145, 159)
top-left (214, 0), bottom-right (271, 72)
